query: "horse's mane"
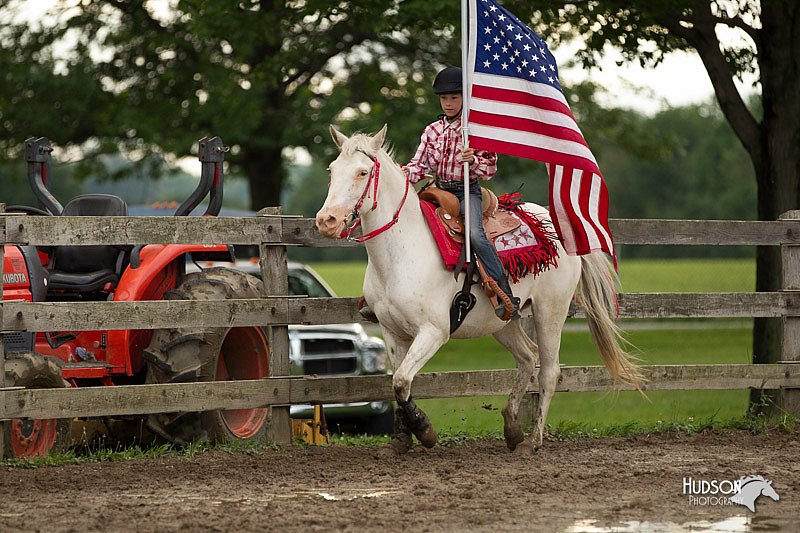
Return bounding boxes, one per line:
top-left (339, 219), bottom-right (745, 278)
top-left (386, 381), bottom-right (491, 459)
top-left (341, 132), bottom-right (397, 161)
top-left (739, 475), bottom-right (768, 485)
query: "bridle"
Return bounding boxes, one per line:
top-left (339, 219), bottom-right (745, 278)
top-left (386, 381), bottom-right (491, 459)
top-left (338, 149), bottom-right (410, 243)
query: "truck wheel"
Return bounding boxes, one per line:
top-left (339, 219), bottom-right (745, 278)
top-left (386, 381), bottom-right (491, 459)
top-left (144, 267), bottom-right (270, 445)
top-left (2, 353), bottom-right (72, 459)
top-left (366, 405), bottom-right (395, 436)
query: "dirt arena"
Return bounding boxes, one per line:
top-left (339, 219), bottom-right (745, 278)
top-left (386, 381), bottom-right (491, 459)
top-left (1, 428), bottom-right (797, 532)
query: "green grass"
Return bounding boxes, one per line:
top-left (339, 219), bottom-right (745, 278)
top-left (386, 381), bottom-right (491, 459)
top-left (308, 261), bottom-right (369, 297)
top-left (414, 327), bottom-right (754, 435)
top-left (2, 438), bottom-right (280, 469)
top-left (309, 258), bottom-right (757, 296)
top-left (307, 259), bottom-right (761, 436)
top-left (618, 258), bottom-right (755, 293)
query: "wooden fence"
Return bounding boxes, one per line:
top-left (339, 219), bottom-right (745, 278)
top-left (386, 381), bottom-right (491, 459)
top-left (2, 207), bottom-right (800, 456)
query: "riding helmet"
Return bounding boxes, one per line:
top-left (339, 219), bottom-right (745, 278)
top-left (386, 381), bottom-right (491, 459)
top-left (432, 66), bottom-right (462, 94)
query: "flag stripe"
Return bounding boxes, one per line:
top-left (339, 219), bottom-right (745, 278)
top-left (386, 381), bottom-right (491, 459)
top-left (548, 164), bottom-right (579, 254)
top-left (469, 133), bottom-right (599, 173)
top-left (471, 82), bottom-right (574, 119)
top-left (574, 169), bottom-right (602, 251)
top-left (470, 121), bottom-right (600, 172)
top-left (469, 108), bottom-right (591, 149)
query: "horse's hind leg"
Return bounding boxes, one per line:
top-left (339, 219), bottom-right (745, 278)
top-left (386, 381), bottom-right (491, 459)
top-left (392, 324), bottom-right (448, 452)
top-left (493, 320), bottom-right (538, 451)
top-left (517, 311), bottom-right (567, 454)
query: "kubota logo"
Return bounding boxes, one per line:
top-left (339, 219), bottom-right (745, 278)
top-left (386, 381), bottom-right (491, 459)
top-left (2, 272), bottom-right (28, 285)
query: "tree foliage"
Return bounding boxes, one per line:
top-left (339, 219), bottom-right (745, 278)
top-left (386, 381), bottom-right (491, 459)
top-left (0, 0), bottom-right (460, 208)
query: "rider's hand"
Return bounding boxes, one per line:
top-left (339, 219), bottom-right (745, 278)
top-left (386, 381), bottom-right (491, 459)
top-left (459, 147), bottom-right (475, 164)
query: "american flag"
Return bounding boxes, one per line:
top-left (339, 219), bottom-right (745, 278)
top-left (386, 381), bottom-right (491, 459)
top-left (466, 0), bottom-right (615, 260)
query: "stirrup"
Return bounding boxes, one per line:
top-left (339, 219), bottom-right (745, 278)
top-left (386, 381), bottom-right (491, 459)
top-left (495, 296), bottom-right (521, 320)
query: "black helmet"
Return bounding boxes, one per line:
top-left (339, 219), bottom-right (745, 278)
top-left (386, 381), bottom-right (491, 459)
top-left (432, 66), bottom-right (462, 94)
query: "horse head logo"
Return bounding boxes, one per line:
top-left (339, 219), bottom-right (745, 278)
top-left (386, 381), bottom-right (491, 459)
top-left (730, 475), bottom-right (779, 512)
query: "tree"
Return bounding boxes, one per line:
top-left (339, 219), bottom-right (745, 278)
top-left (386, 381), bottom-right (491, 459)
top-left (512, 0), bottom-right (798, 403)
top-left (0, 0), bottom-right (458, 208)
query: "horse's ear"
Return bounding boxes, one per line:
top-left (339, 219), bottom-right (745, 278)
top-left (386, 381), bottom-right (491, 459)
top-left (330, 125), bottom-right (348, 150)
top-left (370, 124), bottom-right (388, 152)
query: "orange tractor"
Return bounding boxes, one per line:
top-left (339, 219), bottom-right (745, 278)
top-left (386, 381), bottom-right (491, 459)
top-left (2, 137), bottom-right (270, 458)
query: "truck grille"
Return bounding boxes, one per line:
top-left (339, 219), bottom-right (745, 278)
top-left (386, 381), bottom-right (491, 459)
top-left (304, 358), bottom-right (357, 375)
top-left (300, 337), bottom-right (358, 375)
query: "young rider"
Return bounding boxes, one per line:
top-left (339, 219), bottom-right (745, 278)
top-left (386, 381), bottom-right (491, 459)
top-left (402, 66), bottom-right (519, 319)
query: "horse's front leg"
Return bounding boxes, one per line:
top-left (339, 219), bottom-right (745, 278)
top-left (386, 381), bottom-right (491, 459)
top-left (391, 324), bottom-right (448, 453)
top-left (380, 330), bottom-right (414, 454)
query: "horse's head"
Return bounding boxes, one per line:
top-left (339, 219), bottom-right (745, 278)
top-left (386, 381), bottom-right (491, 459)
top-left (761, 480), bottom-right (780, 502)
top-left (315, 124), bottom-right (387, 239)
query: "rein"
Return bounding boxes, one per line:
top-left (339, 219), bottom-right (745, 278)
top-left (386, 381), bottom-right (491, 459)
top-left (340, 150), bottom-right (410, 243)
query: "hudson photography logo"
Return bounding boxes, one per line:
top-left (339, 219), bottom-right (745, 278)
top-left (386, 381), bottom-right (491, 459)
top-left (682, 475), bottom-right (780, 512)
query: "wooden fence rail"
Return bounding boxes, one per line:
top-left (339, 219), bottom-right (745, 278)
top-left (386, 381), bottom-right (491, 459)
top-left (2, 211), bottom-right (800, 455)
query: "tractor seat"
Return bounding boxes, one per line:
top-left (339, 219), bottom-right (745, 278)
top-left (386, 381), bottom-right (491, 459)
top-left (47, 194), bottom-right (129, 293)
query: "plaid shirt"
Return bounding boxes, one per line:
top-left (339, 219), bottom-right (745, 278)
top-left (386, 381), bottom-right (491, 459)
top-left (404, 115), bottom-right (497, 185)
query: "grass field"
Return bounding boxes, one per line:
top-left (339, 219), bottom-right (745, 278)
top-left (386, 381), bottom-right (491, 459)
top-left (308, 259), bottom-right (758, 435)
top-left (309, 258), bottom-right (756, 296)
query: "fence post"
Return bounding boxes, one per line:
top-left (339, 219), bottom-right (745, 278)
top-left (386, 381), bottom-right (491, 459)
top-left (0, 203), bottom-right (5, 458)
top-left (259, 206), bottom-right (292, 444)
top-left (780, 210), bottom-right (800, 415)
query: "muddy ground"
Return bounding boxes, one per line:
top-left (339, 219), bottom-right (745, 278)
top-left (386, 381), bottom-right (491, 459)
top-left (1, 429), bottom-right (798, 532)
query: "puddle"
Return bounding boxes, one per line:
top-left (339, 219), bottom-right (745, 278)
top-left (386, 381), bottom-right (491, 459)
top-left (316, 490), bottom-right (400, 501)
top-left (563, 516), bottom-right (784, 532)
top-left (126, 487), bottom-right (402, 507)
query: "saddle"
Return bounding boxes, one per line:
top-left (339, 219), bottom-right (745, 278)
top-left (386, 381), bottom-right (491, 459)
top-left (418, 186), bottom-right (521, 243)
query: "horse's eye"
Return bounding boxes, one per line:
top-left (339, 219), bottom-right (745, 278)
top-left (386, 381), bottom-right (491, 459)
top-left (359, 169), bottom-right (369, 177)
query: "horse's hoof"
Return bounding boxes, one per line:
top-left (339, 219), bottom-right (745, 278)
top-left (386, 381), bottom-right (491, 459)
top-left (504, 427), bottom-right (525, 451)
top-left (513, 441), bottom-right (539, 456)
top-left (415, 425), bottom-right (438, 448)
top-left (389, 434), bottom-right (413, 455)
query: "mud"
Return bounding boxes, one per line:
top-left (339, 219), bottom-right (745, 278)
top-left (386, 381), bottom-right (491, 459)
top-left (1, 429), bottom-right (798, 532)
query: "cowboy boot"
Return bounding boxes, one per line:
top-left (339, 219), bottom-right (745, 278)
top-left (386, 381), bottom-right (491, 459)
top-left (495, 276), bottom-right (521, 320)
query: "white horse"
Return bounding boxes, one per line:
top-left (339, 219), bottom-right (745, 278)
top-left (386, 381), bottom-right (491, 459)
top-left (316, 125), bottom-right (643, 454)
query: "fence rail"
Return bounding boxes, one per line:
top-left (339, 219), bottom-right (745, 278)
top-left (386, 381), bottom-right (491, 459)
top-left (6, 215), bottom-right (800, 247)
top-left (2, 211), bottom-right (800, 455)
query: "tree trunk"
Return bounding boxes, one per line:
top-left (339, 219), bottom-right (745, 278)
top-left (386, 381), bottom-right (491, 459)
top-left (241, 144), bottom-right (285, 212)
top-left (750, 1), bottom-right (800, 413)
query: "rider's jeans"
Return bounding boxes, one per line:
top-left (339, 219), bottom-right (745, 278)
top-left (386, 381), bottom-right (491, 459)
top-left (440, 180), bottom-right (505, 285)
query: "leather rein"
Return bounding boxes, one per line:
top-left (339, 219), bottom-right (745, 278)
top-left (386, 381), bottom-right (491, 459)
top-left (339, 150), bottom-right (410, 243)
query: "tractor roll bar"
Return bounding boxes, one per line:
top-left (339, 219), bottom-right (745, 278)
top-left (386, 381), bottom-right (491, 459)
top-left (131, 136), bottom-right (227, 268)
top-left (174, 136), bottom-right (226, 217)
top-left (25, 137), bottom-right (63, 215)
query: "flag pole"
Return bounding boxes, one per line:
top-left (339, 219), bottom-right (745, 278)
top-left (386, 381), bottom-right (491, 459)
top-left (461, 0), bottom-right (471, 260)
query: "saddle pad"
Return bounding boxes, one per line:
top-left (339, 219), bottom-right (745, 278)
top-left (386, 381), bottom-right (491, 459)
top-left (420, 193), bottom-right (559, 282)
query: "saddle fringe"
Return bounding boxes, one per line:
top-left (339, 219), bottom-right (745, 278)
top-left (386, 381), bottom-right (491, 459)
top-left (496, 192), bottom-right (560, 283)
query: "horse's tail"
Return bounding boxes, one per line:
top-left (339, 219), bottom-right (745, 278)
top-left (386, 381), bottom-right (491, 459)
top-left (576, 253), bottom-right (646, 389)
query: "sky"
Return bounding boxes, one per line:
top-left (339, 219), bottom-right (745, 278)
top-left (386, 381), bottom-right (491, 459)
top-left (562, 51), bottom-right (715, 113)
top-left (555, 45), bottom-right (757, 115)
top-left (13, 0), bottom-right (750, 116)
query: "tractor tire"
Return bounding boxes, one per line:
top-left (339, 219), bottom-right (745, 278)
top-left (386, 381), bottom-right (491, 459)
top-left (143, 267), bottom-right (270, 445)
top-left (2, 352), bottom-right (72, 459)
